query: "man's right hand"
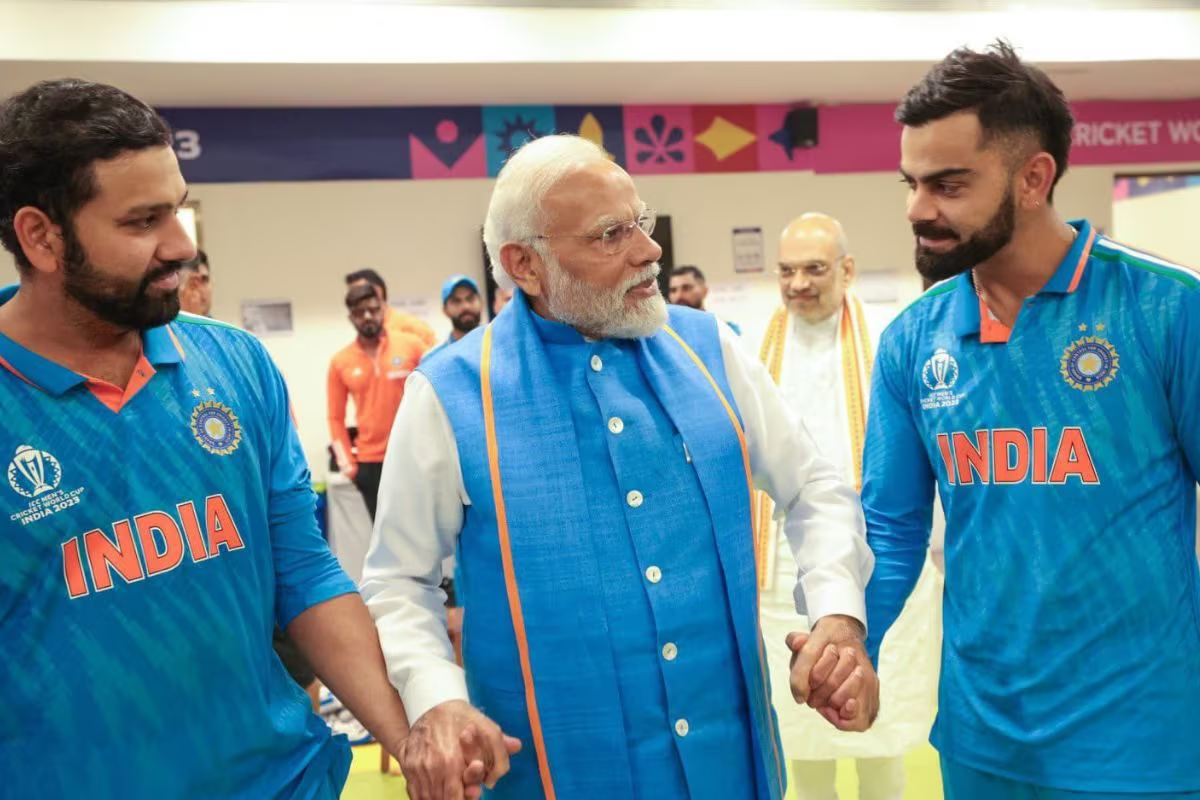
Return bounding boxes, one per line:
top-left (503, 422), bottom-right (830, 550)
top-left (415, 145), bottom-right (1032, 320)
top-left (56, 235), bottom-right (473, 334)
top-left (399, 700), bottom-right (522, 800)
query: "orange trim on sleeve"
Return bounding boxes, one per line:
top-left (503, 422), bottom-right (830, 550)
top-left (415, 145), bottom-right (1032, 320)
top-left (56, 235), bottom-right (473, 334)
top-left (480, 325), bottom-right (557, 800)
top-left (661, 325), bottom-right (786, 799)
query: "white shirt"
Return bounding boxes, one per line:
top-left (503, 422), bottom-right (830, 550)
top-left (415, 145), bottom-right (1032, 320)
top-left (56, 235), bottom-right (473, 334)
top-left (778, 312), bottom-right (850, 485)
top-left (359, 318), bottom-right (873, 725)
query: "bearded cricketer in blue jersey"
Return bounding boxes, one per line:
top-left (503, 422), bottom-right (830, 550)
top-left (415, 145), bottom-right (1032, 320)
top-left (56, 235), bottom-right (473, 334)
top-left (862, 41), bottom-right (1200, 800)
top-left (0, 79), bottom-right (513, 799)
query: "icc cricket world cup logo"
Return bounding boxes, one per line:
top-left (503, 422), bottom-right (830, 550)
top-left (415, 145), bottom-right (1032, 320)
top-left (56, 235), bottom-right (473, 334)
top-left (8, 445), bottom-right (63, 499)
top-left (922, 348), bottom-right (960, 392)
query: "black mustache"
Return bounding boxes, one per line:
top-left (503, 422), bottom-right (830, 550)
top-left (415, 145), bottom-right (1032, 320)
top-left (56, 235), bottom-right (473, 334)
top-left (912, 223), bottom-right (959, 241)
top-left (145, 261), bottom-right (185, 284)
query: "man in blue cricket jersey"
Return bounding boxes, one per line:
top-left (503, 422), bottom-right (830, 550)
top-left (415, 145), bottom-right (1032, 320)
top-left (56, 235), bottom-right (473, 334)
top-left (863, 40), bottom-right (1200, 799)
top-left (0, 78), bottom-right (508, 799)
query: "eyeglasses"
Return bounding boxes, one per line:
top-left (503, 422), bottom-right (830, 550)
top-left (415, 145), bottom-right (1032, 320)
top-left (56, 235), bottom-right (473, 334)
top-left (536, 209), bottom-right (657, 255)
top-left (776, 258), bottom-right (841, 281)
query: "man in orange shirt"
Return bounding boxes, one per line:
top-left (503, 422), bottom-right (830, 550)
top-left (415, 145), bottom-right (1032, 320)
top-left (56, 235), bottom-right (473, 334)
top-left (327, 283), bottom-right (427, 519)
top-left (344, 268), bottom-right (436, 349)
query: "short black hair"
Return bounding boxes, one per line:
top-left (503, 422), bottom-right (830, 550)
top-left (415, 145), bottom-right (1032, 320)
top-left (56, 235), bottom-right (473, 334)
top-left (0, 78), bottom-right (173, 271)
top-left (181, 248), bottom-right (208, 272)
top-left (671, 265), bottom-right (705, 283)
top-left (345, 268), bottom-right (387, 300)
top-left (345, 282), bottom-right (379, 309)
top-left (896, 39), bottom-right (1074, 201)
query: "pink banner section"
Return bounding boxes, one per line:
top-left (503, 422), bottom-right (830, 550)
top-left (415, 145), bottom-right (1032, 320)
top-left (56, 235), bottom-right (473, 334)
top-left (809, 99), bottom-right (1200, 174)
top-left (1070, 100), bottom-right (1200, 166)
top-left (814, 104), bottom-right (902, 174)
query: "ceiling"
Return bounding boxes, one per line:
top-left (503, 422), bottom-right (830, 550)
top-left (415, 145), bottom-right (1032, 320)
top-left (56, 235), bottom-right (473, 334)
top-left (2, 1), bottom-right (1197, 107)
top-left (51, 0), bottom-right (1200, 7)
top-left (0, 59), bottom-right (1193, 108)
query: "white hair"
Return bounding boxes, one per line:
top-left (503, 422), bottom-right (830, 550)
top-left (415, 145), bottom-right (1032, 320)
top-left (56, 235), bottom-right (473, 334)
top-left (482, 134), bottom-right (611, 290)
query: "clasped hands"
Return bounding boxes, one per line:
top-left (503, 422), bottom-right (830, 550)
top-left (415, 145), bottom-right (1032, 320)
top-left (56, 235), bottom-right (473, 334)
top-left (397, 615), bottom-right (878, 798)
top-left (786, 613), bottom-right (880, 731)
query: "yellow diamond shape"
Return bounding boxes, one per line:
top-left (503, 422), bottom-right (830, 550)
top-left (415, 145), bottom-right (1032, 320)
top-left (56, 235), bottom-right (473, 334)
top-left (694, 116), bottom-right (756, 161)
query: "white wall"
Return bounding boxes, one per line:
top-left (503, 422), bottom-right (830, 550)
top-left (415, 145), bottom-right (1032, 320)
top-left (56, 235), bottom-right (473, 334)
top-left (1112, 181), bottom-right (1200, 267)
top-left (3, 160), bottom-right (1195, 473)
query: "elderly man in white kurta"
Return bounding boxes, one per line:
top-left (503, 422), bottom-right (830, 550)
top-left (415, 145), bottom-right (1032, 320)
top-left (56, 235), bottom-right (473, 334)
top-left (757, 213), bottom-right (943, 800)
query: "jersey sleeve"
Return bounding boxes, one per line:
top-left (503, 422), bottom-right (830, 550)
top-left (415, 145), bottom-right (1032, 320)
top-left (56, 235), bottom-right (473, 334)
top-left (254, 342), bottom-right (356, 628)
top-left (1166, 283), bottom-right (1200, 488)
top-left (861, 322), bottom-right (937, 665)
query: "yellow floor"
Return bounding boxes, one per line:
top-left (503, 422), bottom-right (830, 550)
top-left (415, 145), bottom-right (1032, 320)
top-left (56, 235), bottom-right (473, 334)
top-left (342, 741), bottom-right (943, 799)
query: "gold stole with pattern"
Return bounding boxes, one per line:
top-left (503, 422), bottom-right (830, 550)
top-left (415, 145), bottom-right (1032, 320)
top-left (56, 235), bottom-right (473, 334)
top-left (752, 291), bottom-right (875, 591)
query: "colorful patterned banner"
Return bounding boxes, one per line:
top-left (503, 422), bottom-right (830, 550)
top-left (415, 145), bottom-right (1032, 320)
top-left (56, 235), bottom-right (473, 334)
top-left (1113, 172), bottom-right (1200, 201)
top-left (157, 98), bottom-right (1200, 185)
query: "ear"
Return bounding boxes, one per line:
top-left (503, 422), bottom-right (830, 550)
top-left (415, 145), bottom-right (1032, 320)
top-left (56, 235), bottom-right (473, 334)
top-left (13, 206), bottom-right (65, 275)
top-left (500, 241), bottom-right (545, 298)
top-left (699, 284), bottom-right (709, 301)
top-left (1017, 152), bottom-right (1057, 210)
top-left (841, 254), bottom-right (857, 285)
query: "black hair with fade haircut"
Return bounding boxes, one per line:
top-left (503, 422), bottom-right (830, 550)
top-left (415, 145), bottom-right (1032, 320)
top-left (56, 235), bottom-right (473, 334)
top-left (0, 78), bottom-right (173, 271)
top-left (896, 39), bottom-right (1075, 202)
top-left (345, 282), bottom-right (379, 309)
top-left (671, 265), bottom-right (706, 283)
top-left (345, 268), bottom-right (387, 300)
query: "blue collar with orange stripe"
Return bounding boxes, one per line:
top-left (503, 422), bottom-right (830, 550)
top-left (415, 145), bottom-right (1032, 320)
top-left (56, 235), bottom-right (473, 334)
top-left (952, 219), bottom-right (1096, 342)
top-left (0, 283), bottom-right (184, 396)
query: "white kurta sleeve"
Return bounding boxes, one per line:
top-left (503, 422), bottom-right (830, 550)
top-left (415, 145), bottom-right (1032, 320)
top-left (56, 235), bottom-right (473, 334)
top-left (359, 371), bottom-right (471, 725)
top-left (717, 321), bottom-right (874, 629)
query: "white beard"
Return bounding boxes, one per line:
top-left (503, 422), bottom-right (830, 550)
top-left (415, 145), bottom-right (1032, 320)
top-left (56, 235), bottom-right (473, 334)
top-left (543, 255), bottom-right (667, 339)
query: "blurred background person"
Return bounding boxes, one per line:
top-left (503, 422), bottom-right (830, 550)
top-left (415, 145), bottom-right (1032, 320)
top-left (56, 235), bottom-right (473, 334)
top-left (327, 282), bottom-right (427, 520)
top-left (422, 274), bottom-right (483, 362)
top-left (344, 267), bottom-right (436, 349)
top-left (667, 264), bottom-right (741, 334)
top-left (178, 249), bottom-right (212, 316)
top-left (758, 212), bottom-right (942, 800)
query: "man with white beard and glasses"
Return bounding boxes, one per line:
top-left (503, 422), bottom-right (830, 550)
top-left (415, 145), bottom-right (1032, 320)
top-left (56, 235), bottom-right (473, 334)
top-left (361, 133), bottom-right (878, 800)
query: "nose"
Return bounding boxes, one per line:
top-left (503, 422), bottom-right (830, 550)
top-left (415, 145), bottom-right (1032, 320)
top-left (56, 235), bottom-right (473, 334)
top-left (906, 186), bottom-right (938, 226)
top-left (631, 226), bottom-right (663, 265)
top-left (789, 272), bottom-right (812, 295)
top-left (160, 211), bottom-right (197, 264)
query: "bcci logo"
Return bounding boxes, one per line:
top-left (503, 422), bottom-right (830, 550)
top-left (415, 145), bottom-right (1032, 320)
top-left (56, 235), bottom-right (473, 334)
top-left (8, 445), bottom-right (62, 498)
top-left (191, 401), bottom-right (243, 456)
top-left (1061, 336), bottom-right (1119, 391)
top-left (922, 348), bottom-right (960, 391)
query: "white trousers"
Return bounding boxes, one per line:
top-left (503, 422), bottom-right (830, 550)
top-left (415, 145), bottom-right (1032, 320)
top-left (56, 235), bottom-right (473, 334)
top-left (791, 756), bottom-right (906, 800)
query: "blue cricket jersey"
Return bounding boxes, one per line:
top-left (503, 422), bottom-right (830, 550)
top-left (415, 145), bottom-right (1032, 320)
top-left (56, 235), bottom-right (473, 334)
top-left (0, 286), bottom-right (356, 799)
top-left (862, 221), bottom-right (1200, 792)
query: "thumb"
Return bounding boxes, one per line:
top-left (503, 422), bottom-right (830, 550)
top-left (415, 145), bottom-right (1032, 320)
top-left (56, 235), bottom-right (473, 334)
top-left (503, 735), bottom-right (523, 754)
top-left (785, 631), bottom-right (809, 653)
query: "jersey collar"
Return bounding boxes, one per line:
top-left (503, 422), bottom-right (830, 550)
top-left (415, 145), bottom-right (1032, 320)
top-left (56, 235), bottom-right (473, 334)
top-left (952, 219), bottom-right (1096, 339)
top-left (0, 283), bottom-right (185, 396)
